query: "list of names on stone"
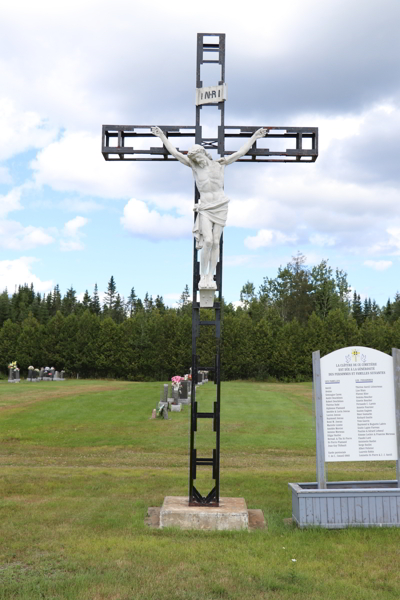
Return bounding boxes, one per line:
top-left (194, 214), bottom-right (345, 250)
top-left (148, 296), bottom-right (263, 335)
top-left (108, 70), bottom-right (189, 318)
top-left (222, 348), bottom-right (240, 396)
top-left (320, 347), bottom-right (397, 462)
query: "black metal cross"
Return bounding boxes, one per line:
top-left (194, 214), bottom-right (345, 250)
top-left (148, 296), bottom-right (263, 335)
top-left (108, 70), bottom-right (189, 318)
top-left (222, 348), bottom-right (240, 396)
top-left (102, 33), bottom-right (318, 507)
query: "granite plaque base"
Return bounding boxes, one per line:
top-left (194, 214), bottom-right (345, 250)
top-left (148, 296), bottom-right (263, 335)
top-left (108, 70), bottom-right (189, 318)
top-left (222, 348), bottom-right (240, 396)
top-left (289, 480), bottom-right (400, 528)
top-left (159, 496), bottom-right (249, 530)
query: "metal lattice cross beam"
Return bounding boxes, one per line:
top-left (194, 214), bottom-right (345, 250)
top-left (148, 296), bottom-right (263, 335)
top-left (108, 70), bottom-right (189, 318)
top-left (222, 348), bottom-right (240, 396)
top-left (102, 124), bottom-right (318, 162)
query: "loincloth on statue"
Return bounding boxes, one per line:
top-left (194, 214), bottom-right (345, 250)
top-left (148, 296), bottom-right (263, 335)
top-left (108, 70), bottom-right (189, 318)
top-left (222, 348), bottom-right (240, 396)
top-left (192, 196), bottom-right (230, 250)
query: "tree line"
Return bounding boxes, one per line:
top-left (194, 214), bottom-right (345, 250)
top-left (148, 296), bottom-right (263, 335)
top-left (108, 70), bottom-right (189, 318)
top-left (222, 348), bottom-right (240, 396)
top-left (1, 254), bottom-right (400, 381)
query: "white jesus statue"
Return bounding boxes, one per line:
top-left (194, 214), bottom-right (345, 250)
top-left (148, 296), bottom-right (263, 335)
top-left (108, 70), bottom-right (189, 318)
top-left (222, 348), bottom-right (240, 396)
top-left (151, 126), bottom-right (268, 289)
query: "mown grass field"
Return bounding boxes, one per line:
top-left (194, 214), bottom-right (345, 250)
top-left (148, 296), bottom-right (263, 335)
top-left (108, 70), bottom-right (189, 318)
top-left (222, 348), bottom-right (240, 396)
top-left (0, 379), bottom-right (399, 600)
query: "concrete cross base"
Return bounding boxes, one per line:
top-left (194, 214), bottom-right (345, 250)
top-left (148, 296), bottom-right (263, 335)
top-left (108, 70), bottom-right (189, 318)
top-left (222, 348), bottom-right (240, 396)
top-left (159, 496), bottom-right (249, 530)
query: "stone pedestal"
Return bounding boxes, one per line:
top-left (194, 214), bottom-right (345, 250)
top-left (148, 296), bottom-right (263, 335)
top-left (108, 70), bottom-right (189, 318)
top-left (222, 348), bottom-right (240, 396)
top-left (159, 496), bottom-right (249, 530)
top-left (199, 288), bottom-right (214, 308)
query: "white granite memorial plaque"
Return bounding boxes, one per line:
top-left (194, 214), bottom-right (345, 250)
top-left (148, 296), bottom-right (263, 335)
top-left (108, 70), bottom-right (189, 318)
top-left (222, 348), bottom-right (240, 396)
top-left (320, 346), bottom-right (397, 462)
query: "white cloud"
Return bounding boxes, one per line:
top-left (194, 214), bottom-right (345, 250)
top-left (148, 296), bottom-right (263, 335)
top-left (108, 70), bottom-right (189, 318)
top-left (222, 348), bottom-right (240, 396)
top-left (0, 188), bottom-right (23, 218)
top-left (309, 234), bottom-right (336, 247)
top-left (369, 228), bottom-right (400, 256)
top-left (60, 239), bottom-right (84, 251)
top-left (244, 229), bottom-right (297, 250)
top-left (0, 220), bottom-right (54, 250)
top-left (232, 300), bottom-right (245, 309)
top-left (364, 260), bottom-right (393, 271)
top-left (60, 215), bottom-right (88, 251)
top-left (0, 257), bottom-right (53, 294)
top-left (121, 198), bottom-right (191, 240)
top-left (63, 215), bottom-right (88, 237)
top-left (31, 131), bottom-right (141, 199)
top-left (0, 98), bottom-right (57, 161)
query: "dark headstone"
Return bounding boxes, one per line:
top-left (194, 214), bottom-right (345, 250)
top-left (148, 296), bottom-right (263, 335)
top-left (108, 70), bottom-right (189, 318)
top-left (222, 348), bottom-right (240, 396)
top-left (180, 381), bottom-right (188, 400)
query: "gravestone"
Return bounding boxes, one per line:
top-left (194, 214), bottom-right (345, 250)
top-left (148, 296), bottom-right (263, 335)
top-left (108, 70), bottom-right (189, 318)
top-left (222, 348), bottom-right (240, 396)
top-left (171, 404), bottom-right (182, 412)
top-left (180, 381), bottom-right (190, 405)
top-left (8, 368), bottom-right (14, 383)
top-left (39, 368), bottom-right (44, 380)
top-left (60, 370), bottom-right (65, 380)
top-left (161, 384), bottom-right (168, 403)
top-left (172, 387), bottom-right (179, 405)
top-left (15, 370), bottom-right (20, 383)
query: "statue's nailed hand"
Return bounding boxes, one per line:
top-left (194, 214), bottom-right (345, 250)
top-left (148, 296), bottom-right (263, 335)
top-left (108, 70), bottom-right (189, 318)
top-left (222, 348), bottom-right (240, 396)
top-left (151, 126), bottom-right (164, 137)
top-left (254, 128), bottom-right (269, 139)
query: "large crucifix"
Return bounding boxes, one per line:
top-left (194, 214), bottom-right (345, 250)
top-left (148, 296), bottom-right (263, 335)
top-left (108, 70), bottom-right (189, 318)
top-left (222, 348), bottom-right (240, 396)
top-left (102, 33), bottom-right (318, 507)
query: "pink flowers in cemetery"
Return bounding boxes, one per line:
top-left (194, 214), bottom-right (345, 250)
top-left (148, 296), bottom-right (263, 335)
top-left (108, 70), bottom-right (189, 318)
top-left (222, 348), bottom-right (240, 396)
top-left (171, 375), bottom-right (183, 391)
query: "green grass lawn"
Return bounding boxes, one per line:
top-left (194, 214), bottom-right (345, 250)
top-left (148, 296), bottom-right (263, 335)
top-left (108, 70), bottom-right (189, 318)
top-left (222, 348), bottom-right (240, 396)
top-left (0, 379), bottom-right (399, 599)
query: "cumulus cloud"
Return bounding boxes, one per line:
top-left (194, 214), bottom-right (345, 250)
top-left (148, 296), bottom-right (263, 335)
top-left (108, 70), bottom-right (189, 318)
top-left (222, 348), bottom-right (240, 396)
top-left (323, 104), bottom-right (400, 185)
top-left (121, 198), bottom-right (191, 240)
top-left (244, 229), bottom-right (297, 250)
top-left (369, 228), bottom-right (400, 256)
top-left (60, 215), bottom-right (88, 251)
top-left (0, 257), bottom-right (53, 294)
top-left (63, 215), bottom-right (88, 237)
top-left (31, 131), bottom-right (141, 199)
top-left (309, 234), bottom-right (336, 247)
top-left (0, 220), bottom-right (54, 250)
top-left (364, 260), bottom-right (393, 271)
top-left (0, 188), bottom-right (23, 218)
top-left (0, 98), bottom-right (57, 161)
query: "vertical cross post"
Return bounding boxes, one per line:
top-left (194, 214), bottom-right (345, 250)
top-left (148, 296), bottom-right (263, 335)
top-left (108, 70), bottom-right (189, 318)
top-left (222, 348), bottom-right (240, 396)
top-left (190, 33), bottom-right (225, 506)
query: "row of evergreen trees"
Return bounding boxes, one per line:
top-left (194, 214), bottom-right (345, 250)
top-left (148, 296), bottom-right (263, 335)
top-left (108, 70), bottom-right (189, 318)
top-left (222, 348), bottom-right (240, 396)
top-left (1, 254), bottom-right (399, 381)
top-left (0, 276), bottom-right (169, 327)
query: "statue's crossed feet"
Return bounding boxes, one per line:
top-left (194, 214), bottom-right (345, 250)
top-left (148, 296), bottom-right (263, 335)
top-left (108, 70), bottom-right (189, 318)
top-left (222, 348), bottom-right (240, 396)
top-left (199, 274), bottom-right (217, 290)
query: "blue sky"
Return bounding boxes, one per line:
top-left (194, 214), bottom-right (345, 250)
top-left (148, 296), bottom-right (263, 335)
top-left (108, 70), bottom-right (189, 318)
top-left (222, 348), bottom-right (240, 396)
top-left (1, 0), bottom-right (400, 307)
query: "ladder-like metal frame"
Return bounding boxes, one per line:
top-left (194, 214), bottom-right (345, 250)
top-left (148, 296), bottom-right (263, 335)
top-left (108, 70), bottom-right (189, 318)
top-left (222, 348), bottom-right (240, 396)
top-left (189, 33), bottom-right (226, 506)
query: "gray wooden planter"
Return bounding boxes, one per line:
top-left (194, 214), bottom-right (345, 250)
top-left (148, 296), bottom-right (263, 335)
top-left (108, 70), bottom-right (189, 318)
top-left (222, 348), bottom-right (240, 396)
top-left (289, 480), bottom-right (400, 528)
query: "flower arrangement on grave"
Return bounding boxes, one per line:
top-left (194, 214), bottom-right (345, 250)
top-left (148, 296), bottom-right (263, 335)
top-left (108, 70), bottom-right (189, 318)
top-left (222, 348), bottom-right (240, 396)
top-left (8, 361), bottom-right (19, 372)
top-left (28, 365), bottom-right (34, 371)
top-left (171, 375), bottom-right (183, 391)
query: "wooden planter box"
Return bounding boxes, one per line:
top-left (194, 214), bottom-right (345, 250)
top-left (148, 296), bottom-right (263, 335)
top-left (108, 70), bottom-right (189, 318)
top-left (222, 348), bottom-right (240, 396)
top-left (289, 480), bottom-right (400, 528)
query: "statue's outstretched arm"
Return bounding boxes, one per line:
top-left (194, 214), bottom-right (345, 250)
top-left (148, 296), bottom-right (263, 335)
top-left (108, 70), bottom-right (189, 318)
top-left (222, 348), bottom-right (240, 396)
top-left (219, 128), bottom-right (270, 166)
top-left (151, 127), bottom-right (191, 167)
